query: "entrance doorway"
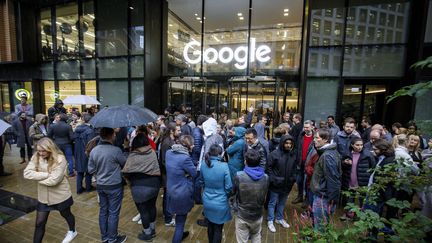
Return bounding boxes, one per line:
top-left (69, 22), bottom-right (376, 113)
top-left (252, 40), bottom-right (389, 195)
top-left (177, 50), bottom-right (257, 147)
top-left (341, 82), bottom-right (387, 124)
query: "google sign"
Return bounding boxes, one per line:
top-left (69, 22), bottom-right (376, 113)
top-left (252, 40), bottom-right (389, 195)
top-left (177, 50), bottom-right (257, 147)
top-left (183, 38), bottom-right (271, 70)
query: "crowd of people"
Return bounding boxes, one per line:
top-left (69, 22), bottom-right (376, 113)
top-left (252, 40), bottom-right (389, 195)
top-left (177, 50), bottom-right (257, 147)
top-left (1, 94), bottom-right (432, 243)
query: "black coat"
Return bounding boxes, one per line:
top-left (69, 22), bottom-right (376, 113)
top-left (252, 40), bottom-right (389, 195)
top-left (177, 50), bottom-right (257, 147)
top-left (48, 121), bottom-right (74, 145)
top-left (267, 135), bottom-right (297, 193)
top-left (342, 149), bottom-right (376, 189)
top-left (74, 124), bottom-right (96, 172)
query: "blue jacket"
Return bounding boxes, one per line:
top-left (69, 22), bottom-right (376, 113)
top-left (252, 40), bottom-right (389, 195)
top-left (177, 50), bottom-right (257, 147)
top-left (191, 127), bottom-right (204, 165)
top-left (73, 124), bottom-right (95, 172)
top-left (165, 145), bottom-right (197, 215)
top-left (333, 130), bottom-right (360, 160)
top-left (200, 156), bottom-right (232, 224)
top-left (227, 127), bottom-right (246, 179)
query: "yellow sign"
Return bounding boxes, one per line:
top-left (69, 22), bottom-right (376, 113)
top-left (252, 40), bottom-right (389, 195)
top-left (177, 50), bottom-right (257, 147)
top-left (15, 89), bottom-right (31, 100)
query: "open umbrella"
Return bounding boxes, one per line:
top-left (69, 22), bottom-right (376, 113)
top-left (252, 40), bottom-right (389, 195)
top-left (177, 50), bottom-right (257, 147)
top-left (0, 119), bottom-right (11, 136)
top-left (63, 95), bottom-right (101, 105)
top-left (89, 105), bottom-right (158, 128)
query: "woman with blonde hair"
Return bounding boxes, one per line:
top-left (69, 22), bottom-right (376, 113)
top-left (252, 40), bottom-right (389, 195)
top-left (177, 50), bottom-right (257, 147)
top-left (407, 134), bottom-right (423, 164)
top-left (24, 137), bottom-right (77, 243)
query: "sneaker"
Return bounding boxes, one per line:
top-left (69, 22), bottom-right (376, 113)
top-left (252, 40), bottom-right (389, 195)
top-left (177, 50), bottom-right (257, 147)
top-left (132, 213), bottom-right (141, 222)
top-left (267, 221), bottom-right (276, 233)
top-left (275, 219), bottom-right (290, 228)
top-left (138, 231), bottom-right (153, 242)
top-left (62, 230), bottom-right (78, 243)
top-left (181, 231), bottom-right (190, 241)
top-left (196, 218), bottom-right (208, 227)
top-left (165, 219), bottom-right (175, 227)
top-left (114, 235), bottom-right (127, 243)
top-left (292, 196), bottom-right (304, 204)
top-left (138, 219), bottom-right (142, 224)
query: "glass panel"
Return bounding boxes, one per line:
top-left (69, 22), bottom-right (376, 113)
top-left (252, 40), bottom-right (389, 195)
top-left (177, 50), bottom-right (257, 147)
top-left (41, 62), bottom-right (54, 80)
top-left (56, 3), bottom-right (79, 60)
top-left (345, 2), bottom-right (410, 45)
top-left (203, 0), bottom-right (249, 75)
top-left (82, 1), bottom-right (95, 58)
top-left (0, 83), bottom-right (11, 112)
top-left (307, 47), bottom-right (342, 77)
top-left (309, 4), bottom-right (345, 46)
top-left (130, 0), bottom-right (144, 55)
top-left (168, 82), bottom-right (192, 111)
top-left (96, 0), bottom-right (128, 57)
top-left (363, 84), bottom-right (386, 123)
top-left (84, 80), bottom-right (97, 98)
top-left (10, 81), bottom-right (32, 112)
top-left (250, 0), bottom-right (303, 75)
top-left (219, 81), bottom-right (229, 115)
top-left (131, 79), bottom-right (144, 107)
top-left (58, 80), bottom-right (81, 100)
top-left (343, 45), bottom-right (405, 77)
top-left (41, 8), bottom-right (53, 61)
top-left (99, 79), bottom-right (128, 106)
top-left (98, 57), bottom-right (128, 78)
top-left (44, 81), bottom-right (56, 113)
top-left (426, 0), bottom-right (432, 43)
top-left (304, 78), bottom-right (339, 122)
top-left (131, 56), bottom-right (144, 78)
top-left (167, 0), bottom-right (202, 76)
top-left (0, 0), bottom-right (20, 62)
top-left (57, 60), bottom-right (80, 80)
top-left (341, 84), bottom-right (363, 122)
top-left (82, 59), bottom-right (95, 79)
top-left (414, 83), bottom-right (432, 120)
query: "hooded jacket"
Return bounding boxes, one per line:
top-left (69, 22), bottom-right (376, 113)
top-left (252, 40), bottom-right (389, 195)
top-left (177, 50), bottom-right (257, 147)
top-left (310, 143), bottom-right (342, 202)
top-left (47, 99), bottom-right (66, 123)
top-left (199, 118), bottom-right (224, 169)
top-left (29, 114), bottom-right (48, 145)
top-left (269, 136), bottom-right (281, 153)
top-left (73, 124), bottom-right (95, 172)
top-left (254, 123), bottom-right (270, 156)
top-left (267, 135), bottom-right (297, 193)
top-left (227, 127), bottom-right (246, 179)
top-left (191, 126), bottom-right (204, 165)
top-left (333, 130), bottom-right (361, 160)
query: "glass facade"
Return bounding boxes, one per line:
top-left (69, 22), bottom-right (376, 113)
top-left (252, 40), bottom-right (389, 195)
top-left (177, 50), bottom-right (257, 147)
top-left (0, 0), bottom-right (21, 62)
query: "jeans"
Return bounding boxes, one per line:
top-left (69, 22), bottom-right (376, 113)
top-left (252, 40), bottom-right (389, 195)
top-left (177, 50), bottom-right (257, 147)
top-left (173, 214), bottom-right (187, 243)
top-left (135, 196), bottom-right (158, 229)
top-left (207, 220), bottom-right (224, 243)
top-left (312, 195), bottom-right (336, 232)
top-left (58, 144), bottom-right (74, 175)
top-left (296, 163), bottom-right (305, 198)
top-left (97, 187), bottom-right (124, 243)
top-left (267, 191), bottom-right (289, 221)
top-left (76, 172), bottom-right (92, 192)
top-left (235, 216), bottom-right (262, 243)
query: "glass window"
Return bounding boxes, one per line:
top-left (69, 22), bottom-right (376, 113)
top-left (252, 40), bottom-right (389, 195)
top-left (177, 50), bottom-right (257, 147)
top-left (84, 80), bottom-right (97, 98)
top-left (58, 81), bottom-right (81, 110)
top-left (167, 0), bottom-right (202, 76)
top-left (304, 78), bottom-right (339, 122)
top-left (57, 60), bottom-right (80, 80)
top-left (0, 83), bottom-right (11, 112)
top-left (250, 0), bottom-right (303, 75)
top-left (343, 45), bottom-right (406, 77)
top-left (44, 81), bottom-right (56, 113)
top-left (307, 47), bottom-right (342, 77)
top-left (82, 59), bottom-right (95, 79)
top-left (414, 83), bottom-right (432, 120)
top-left (131, 80), bottom-right (144, 107)
top-left (130, 0), bottom-right (144, 55)
top-left (96, 0), bottom-right (128, 57)
top-left (98, 57), bottom-right (128, 78)
top-left (310, 5), bottom-right (344, 46)
top-left (41, 62), bottom-right (54, 80)
top-left (0, 0), bottom-right (21, 62)
top-left (369, 10), bottom-right (377, 24)
top-left (203, 0), bottom-right (249, 75)
top-left (359, 9), bottom-right (367, 23)
top-left (10, 81), bottom-right (32, 110)
top-left (99, 79), bottom-right (128, 106)
top-left (82, 1), bottom-right (95, 58)
top-left (425, 0), bottom-right (432, 42)
top-left (56, 3), bottom-right (79, 60)
top-left (131, 56), bottom-right (144, 78)
top-left (40, 8), bottom-right (53, 61)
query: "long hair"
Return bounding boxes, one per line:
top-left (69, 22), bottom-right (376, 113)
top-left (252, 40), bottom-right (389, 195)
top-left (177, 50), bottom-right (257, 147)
top-left (205, 144), bottom-right (223, 168)
top-left (407, 134), bottom-right (421, 152)
top-left (374, 139), bottom-right (395, 157)
top-left (392, 134), bottom-right (407, 148)
top-left (34, 137), bottom-right (64, 172)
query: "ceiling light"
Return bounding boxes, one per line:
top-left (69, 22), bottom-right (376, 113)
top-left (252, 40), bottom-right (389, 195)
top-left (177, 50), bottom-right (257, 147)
top-left (237, 13), bottom-right (242, 16)
top-left (169, 24), bottom-right (173, 27)
top-left (281, 44), bottom-right (286, 50)
top-left (239, 16), bottom-right (244, 20)
top-left (212, 36), bottom-right (220, 42)
top-left (129, 6), bottom-right (134, 10)
top-left (199, 21), bottom-right (202, 23)
top-left (284, 13), bottom-right (289, 16)
top-left (284, 9), bottom-right (289, 12)
top-left (194, 13), bottom-right (198, 16)
top-left (196, 17), bottom-right (201, 20)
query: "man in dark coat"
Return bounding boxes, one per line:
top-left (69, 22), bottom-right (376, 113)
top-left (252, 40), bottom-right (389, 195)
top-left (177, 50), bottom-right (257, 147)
top-left (333, 117), bottom-right (361, 161)
top-left (176, 114), bottom-right (192, 136)
top-left (266, 135), bottom-right (297, 233)
top-left (244, 128), bottom-right (267, 168)
top-left (48, 113), bottom-right (75, 176)
top-left (74, 114), bottom-right (96, 193)
top-left (289, 113), bottom-right (303, 141)
top-left (47, 99), bottom-right (67, 124)
top-left (12, 112), bottom-right (33, 164)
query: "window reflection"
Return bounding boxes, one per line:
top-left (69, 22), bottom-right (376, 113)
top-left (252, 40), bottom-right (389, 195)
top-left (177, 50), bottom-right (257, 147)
top-left (41, 8), bottom-right (53, 61)
top-left (56, 3), bottom-right (79, 60)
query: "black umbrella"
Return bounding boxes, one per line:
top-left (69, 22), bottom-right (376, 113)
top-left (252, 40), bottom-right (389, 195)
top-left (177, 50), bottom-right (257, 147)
top-left (89, 105), bottom-right (158, 128)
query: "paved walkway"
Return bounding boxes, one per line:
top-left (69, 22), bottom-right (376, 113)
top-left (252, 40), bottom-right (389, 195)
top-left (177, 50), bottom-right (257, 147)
top-left (0, 144), bottom-right (307, 243)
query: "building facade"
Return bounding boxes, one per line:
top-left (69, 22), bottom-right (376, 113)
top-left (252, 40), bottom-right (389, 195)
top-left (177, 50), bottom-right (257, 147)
top-left (0, 0), bottom-right (431, 125)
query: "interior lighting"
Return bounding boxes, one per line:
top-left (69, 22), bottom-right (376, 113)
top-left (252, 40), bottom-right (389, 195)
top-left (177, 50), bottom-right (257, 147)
top-left (237, 13), bottom-right (243, 16)
top-left (284, 13), bottom-right (289, 16)
top-left (239, 16), bottom-right (244, 20)
top-left (129, 6), bottom-right (134, 10)
top-left (281, 44), bottom-right (286, 50)
top-left (284, 9), bottom-right (289, 12)
top-left (196, 17), bottom-right (201, 20)
top-left (213, 35), bottom-right (220, 42)
top-left (194, 13), bottom-right (198, 16)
